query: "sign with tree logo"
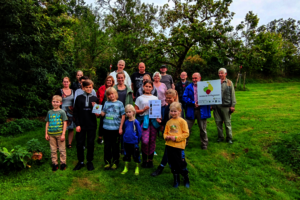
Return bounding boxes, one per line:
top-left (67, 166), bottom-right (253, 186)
top-left (197, 80), bottom-right (222, 105)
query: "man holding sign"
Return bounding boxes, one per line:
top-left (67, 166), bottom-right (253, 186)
top-left (213, 68), bottom-right (236, 144)
top-left (183, 73), bottom-right (211, 149)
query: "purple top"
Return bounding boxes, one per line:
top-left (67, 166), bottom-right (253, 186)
top-left (155, 83), bottom-right (167, 106)
top-left (193, 84), bottom-right (198, 103)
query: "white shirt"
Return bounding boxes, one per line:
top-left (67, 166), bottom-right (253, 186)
top-left (109, 70), bottom-right (132, 87)
top-left (135, 95), bottom-right (158, 116)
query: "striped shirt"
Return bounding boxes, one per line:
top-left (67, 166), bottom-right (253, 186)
top-left (102, 100), bottom-right (125, 130)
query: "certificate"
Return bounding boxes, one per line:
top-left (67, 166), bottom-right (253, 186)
top-left (149, 100), bottom-right (161, 119)
top-left (197, 79), bottom-right (222, 105)
top-left (92, 104), bottom-right (102, 114)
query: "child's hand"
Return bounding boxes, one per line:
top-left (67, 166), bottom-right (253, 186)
top-left (91, 102), bottom-right (96, 107)
top-left (119, 128), bottom-right (123, 135)
top-left (60, 135), bottom-right (65, 142)
top-left (165, 136), bottom-right (169, 141)
top-left (95, 113), bottom-right (100, 117)
top-left (45, 134), bottom-right (49, 141)
top-left (171, 136), bottom-right (176, 142)
top-left (101, 111), bottom-right (105, 117)
top-left (76, 126), bottom-right (81, 132)
top-left (156, 118), bottom-right (161, 123)
top-left (160, 125), bottom-right (164, 132)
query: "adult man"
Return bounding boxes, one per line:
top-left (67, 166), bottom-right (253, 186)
top-left (175, 71), bottom-right (191, 116)
top-left (160, 65), bottom-right (175, 89)
top-left (109, 60), bottom-right (131, 87)
top-left (130, 62), bottom-right (152, 99)
top-left (183, 73), bottom-right (211, 149)
top-left (213, 68), bottom-right (236, 144)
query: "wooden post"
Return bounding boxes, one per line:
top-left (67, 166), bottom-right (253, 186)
top-left (243, 72), bottom-right (246, 90)
top-left (235, 71), bottom-right (240, 88)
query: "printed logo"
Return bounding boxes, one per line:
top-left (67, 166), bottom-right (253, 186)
top-left (203, 82), bottom-right (214, 94)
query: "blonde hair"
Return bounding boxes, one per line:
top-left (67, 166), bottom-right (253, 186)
top-left (169, 102), bottom-right (182, 117)
top-left (125, 104), bottom-right (136, 117)
top-left (106, 87), bottom-right (118, 100)
top-left (117, 71), bottom-right (126, 78)
top-left (143, 74), bottom-right (151, 80)
top-left (52, 95), bottom-right (62, 102)
top-left (165, 89), bottom-right (179, 102)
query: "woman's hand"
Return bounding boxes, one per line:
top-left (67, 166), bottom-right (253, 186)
top-left (143, 106), bottom-right (150, 112)
top-left (76, 126), bottom-right (81, 133)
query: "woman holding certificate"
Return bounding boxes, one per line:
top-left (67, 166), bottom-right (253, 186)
top-left (153, 72), bottom-right (168, 119)
top-left (135, 80), bottom-right (159, 168)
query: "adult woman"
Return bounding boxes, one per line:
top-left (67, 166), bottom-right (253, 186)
top-left (135, 74), bottom-right (158, 99)
top-left (96, 75), bottom-right (115, 144)
top-left (135, 80), bottom-right (159, 168)
top-left (70, 70), bottom-right (83, 92)
top-left (113, 71), bottom-right (133, 154)
top-left (153, 71), bottom-right (168, 119)
top-left (55, 77), bottom-right (75, 148)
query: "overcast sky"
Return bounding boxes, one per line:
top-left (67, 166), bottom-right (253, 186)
top-left (85, 0), bottom-right (300, 28)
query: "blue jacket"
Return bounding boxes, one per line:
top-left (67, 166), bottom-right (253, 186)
top-left (182, 83), bottom-right (211, 120)
top-left (123, 119), bottom-right (142, 144)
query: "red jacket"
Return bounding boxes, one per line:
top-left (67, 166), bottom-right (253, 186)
top-left (96, 85), bottom-right (106, 105)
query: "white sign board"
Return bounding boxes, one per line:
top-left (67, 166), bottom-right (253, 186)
top-left (149, 100), bottom-right (161, 119)
top-left (92, 104), bottom-right (102, 114)
top-left (197, 79), bottom-right (222, 105)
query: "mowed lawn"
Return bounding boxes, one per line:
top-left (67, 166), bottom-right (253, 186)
top-left (1, 82), bottom-right (300, 199)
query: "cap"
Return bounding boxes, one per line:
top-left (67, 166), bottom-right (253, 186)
top-left (160, 65), bottom-right (167, 69)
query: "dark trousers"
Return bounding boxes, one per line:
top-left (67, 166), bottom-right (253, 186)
top-left (103, 129), bottom-right (120, 165)
top-left (160, 147), bottom-right (168, 167)
top-left (76, 129), bottom-right (96, 162)
top-left (123, 143), bottom-right (140, 163)
top-left (98, 116), bottom-right (104, 137)
top-left (142, 152), bottom-right (154, 162)
top-left (166, 146), bottom-right (188, 176)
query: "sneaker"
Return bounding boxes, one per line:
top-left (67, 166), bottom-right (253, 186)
top-left (60, 164), bottom-right (67, 170)
top-left (104, 164), bottom-right (111, 170)
top-left (52, 164), bottom-right (59, 172)
top-left (83, 146), bottom-right (85, 150)
top-left (228, 140), bottom-right (233, 144)
top-left (73, 162), bottom-right (84, 171)
top-left (111, 164), bottom-right (117, 170)
top-left (154, 151), bottom-right (157, 156)
top-left (97, 138), bottom-right (103, 144)
top-left (87, 162), bottom-right (95, 171)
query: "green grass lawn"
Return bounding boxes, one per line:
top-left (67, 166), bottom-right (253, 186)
top-left (1, 82), bottom-right (300, 199)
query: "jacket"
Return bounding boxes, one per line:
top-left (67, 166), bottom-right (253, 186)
top-left (73, 92), bottom-right (99, 130)
top-left (123, 119), bottom-right (142, 144)
top-left (182, 83), bottom-right (211, 120)
top-left (113, 85), bottom-right (133, 106)
top-left (175, 81), bottom-right (191, 103)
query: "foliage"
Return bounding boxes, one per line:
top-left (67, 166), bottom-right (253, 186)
top-left (270, 133), bottom-right (300, 175)
top-left (26, 139), bottom-right (46, 153)
top-left (0, 119), bottom-right (44, 136)
top-left (0, 146), bottom-right (32, 170)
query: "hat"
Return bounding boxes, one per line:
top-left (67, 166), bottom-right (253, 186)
top-left (160, 65), bottom-right (167, 69)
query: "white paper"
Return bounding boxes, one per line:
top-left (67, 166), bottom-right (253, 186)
top-left (149, 100), bottom-right (161, 119)
top-left (92, 104), bottom-right (102, 114)
top-left (197, 79), bottom-right (222, 105)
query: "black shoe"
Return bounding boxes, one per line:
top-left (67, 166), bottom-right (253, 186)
top-left (151, 165), bottom-right (164, 177)
top-left (97, 137), bottom-right (103, 144)
top-left (183, 174), bottom-right (190, 188)
top-left (217, 138), bottom-right (224, 142)
top-left (52, 164), bottom-right (59, 172)
top-left (147, 161), bottom-right (154, 168)
top-left (60, 164), bottom-right (67, 170)
top-left (141, 161), bottom-right (148, 168)
top-left (173, 174), bottom-right (180, 188)
top-left (87, 162), bottom-right (95, 171)
top-left (73, 162), bottom-right (84, 171)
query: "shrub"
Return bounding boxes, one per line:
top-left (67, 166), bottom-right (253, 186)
top-left (269, 133), bottom-right (300, 174)
top-left (26, 138), bottom-right (50, 163)
top-left (0, 119), bottom-right (44, 136)
top-left (0, 146), bottom-right (32, 170)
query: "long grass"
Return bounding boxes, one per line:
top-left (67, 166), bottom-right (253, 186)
top-left (1, 82), bottom-right (300, 199)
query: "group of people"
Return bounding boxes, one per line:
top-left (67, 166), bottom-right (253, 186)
top-left (44, 60), bottom-right (236, 188)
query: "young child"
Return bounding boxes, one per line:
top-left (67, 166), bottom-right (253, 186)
top-left (121, 105), bottom-right (142, 175)
top-left (101, 87), bottom-right (125, 170)
top-left (164, 102), bottom-right (190, 188)
top-left (73, 80), bottom-right (99, 171)
top-left (45, 95), bottom-right (68, 171)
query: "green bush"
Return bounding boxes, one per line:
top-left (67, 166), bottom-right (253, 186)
top-left (269, 133), bottom-right (300, 174)
top-left (26, 138), bottom-right (50, 164)
top-left (0, 119), bottom-right (44, 136)
top-left (0, 146), bottom-right (32, 170)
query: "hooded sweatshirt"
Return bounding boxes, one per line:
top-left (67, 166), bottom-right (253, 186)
top-left (73, 92), bottom-right (99, 130)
